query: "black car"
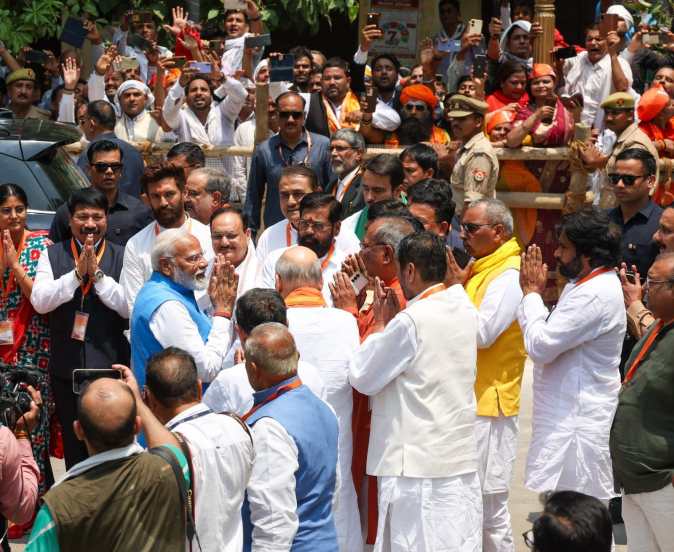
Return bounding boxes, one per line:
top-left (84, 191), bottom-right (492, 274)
top-left (0, 117), bottom-right (89, 230)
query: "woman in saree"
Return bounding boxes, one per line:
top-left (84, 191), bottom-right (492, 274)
top-left (506, 63), bottom-right (575, 301)
top-left (486, 60), bottom-right (529, 115)
top-left (0, 183), bottom-right (53, 537)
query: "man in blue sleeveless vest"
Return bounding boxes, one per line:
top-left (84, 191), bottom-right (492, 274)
top-left (241, 322), bottom-right (339, 551)
top-left (130, 227), bottom-right (238, 387)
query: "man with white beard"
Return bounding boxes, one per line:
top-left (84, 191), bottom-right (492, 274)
top-left (129, 228), bottom-right (238, 387)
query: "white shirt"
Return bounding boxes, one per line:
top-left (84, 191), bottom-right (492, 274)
top-left (516, 269), bottom-right (626, 499)
top-left (232, 120), bottom-right (273, 203)
top-left (31, 250), bottom-right (129, 318)
top-left (147, 302), bottom-right (231, 382)
top-left (287, 306), bottom-right (362, 551)
top-left (247, 417), bottom-right (300, 550)
top-left (562, 51), bottom-right (634, 130)
top-left (258, 238), bottom-right (359, 306)
top-left (163, 78), bottom-right (248, 146)
top-left (114, 109), bottom-right (165, 143)
top-left (255, 220), bottom-right (297, 263)
top-left (167, 403), bottom-right (253, 552)
top-left (340, 208), bottom-right (362, 237)
top-left (334, 166), bottom-right (359, 202)
top-left (203, 359), bottom-right (326, 415)
top-left (120, 216), bottom-right (214, 313)
top-left (476, 269), bottom-right (522, 349)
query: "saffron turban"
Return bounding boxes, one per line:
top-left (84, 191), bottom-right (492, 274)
top-left (637, 85), bottom-right (670, 122)
top-left (400, 84), bottom-right (439, 109)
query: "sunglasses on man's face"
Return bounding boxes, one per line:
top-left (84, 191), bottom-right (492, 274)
top-left (404, 102), bottom-right (428, 112)
top-left (278, 110), bottom-right (304, 120)
top-left (607, 173), bottom-right (647, 186)
top-left (92, 162), bottom-right (123, 173)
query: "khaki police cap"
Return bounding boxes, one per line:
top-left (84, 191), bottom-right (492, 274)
top-left (6, 68), bottom-right (36, 86)
top-left (447, 94), bottom-right (489, 118)
top-left (600, 92), bottom-right (634, 110)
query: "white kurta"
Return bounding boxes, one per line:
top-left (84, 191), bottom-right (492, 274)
top-left (167, 403), bottom-right (253, 552)
top-left (287, 306), bottom-right (363, 552)
top-left (202, 359), bottom-right (327, 415)
top-left (516, 269), bottom-right (626, 500)
top-left (114, 110), bottom-right (165, 143)
top-left (120, 216), bottom-right (214, 312)
top-left (561, 51), bottom-right (634, 130)
top-left (162, 78), bottom-right (248, 146)
top-left (349, 285), bottom-right (482, 552)
top-left (257, 236), bottom-right (360, 307)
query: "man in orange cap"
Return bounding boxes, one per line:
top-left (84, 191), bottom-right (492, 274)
top-left (384, 84), bottom-right (450, 146)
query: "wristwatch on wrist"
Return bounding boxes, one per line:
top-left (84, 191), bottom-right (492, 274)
top-left (94, 269), bottom-right (105, 282)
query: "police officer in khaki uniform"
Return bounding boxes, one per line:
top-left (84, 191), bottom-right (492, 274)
top-left (447, 94), bottom-right (499, 214)
top-left (5, 68), bottom-right (51, 121)
top-left (580, 92), bottom-right (660, 207)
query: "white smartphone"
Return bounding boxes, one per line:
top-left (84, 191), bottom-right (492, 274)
top-left (468, 19), bottom-right (483, 35)
top-left (350, 272), bottom-right (369, 295)
top-left (223, 0), bottom-right (247, 10)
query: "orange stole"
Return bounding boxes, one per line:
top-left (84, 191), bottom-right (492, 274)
top-left (351, 278), bottom-right (406, 545)
top-left (497, 161), bottom-right (541, 246)
top-left (323, 90), bottom-right (362, 134)
top-left (284, 287), bottom-right (326, 308)
top-left (384, 125), bottom-right (450, 146)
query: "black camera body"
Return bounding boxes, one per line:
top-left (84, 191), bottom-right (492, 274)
top-left (0, 368), bottom-right (41, 430)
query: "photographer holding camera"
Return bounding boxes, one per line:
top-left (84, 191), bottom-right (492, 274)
top-left (0, 385), bottom-right (41, 549)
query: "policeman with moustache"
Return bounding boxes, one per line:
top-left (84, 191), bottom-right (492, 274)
top-left (31, 188), bottom-right (130, 469)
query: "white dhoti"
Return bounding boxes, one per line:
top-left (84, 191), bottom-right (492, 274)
top-left (623, 485), bottom-right (674, 552)
top-left (475, 414), bottom-right (519, 552)
top-left (374, 473), bottom-right (482, 552)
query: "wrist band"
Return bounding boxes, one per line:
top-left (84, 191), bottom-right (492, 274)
top-left (14, 430), bottom-right (29, 440)
top-left (213, 310), bottom-right (232, 319)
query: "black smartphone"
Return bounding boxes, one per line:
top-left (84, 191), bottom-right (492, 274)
top-left (60, 17), bottom-right (88, 49)
top-left (366, 12), bottom-right (381, 30)
top-left (554, 46), bottom-right (577, 60)
top-left (25, 50), bottom-right (48, 64)
top-left (472, 54), bottom-right (487, 79)
top-left (127, 33), bottom-right (152, 51)
top-left (72, 368), bottom-right (122, 395)
top-left (244, 34), bottom-right (272, 48)
top-left (364, 88), bottom-right (377, 113)
top-left (270, 54), bottom-right (295, 82)
top-left (172, 56), bottom-right (187, 68)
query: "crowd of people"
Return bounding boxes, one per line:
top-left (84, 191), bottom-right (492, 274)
top-left (0, 0), bottom-right (674, 551)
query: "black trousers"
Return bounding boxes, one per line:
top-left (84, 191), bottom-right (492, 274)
top-left (51, 377), bottom-right (88, 470)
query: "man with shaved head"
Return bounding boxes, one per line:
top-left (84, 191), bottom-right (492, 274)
top-left (242, 322), bottom-right (340, 550)
top-left (611, 253), bottom-right (674, 549)
top-left (27, 369), bottom-right (190, 551)
top-left (274, 246), bottom-right (362, 550)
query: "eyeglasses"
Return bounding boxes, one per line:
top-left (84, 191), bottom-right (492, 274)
top-left (403, 102), bottom-right (428, 112)
top-left (607, 173), bottom-right (648, 186)
top-left (522, 530), bottom-right (534, 549)
top-left (461, 222), bottom-right (495, 234)
top-left (298, 219), bottom-right (330, 232)
top-left (645, 277), bottom-right (674, 289)
top-left (359, 241), bottom-right (386, 250)
top-left (92, 162), bottom-right (123, 173)
top-left (278, 110), bottom-right (304, 120)
top-left (329, 145), bottom-right (354, 153)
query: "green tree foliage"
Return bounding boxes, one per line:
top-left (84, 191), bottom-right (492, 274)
top-left (0, 0), bottom-right (359, 52)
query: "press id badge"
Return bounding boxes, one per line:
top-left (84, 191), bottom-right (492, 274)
top-left (71, 311), bottom-right (89, 341)
top-left (0, 320), bottom-right (14, 345)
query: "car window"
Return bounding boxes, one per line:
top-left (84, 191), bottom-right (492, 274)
top-left (28, 147), bottom-right (89, 211)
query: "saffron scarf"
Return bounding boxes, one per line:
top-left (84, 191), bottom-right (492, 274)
top-left (465, 238), bottom-right (521, 303)
top-left (284, 287), bottom-right (326, 308)
top-left (322, 90), bottom-right (362, 134)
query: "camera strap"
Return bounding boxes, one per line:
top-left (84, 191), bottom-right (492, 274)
top-left (148, 445), bottom-right (202, 552)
